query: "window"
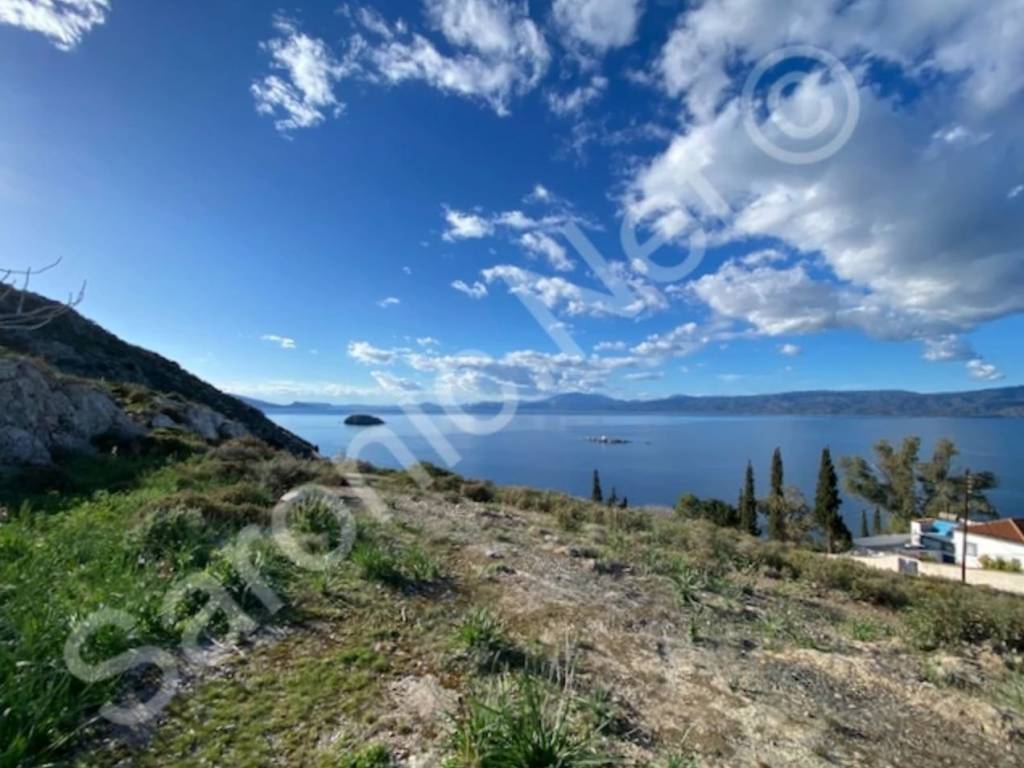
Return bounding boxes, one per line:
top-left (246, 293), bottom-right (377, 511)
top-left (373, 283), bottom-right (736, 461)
top-left (966, 543), bottom-right (978, 557)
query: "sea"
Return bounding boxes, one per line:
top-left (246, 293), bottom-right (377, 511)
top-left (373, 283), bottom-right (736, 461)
top-left (268, 412), bottom-right (1024, 530)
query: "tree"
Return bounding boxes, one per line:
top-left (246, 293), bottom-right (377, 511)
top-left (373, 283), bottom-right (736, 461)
top-left (0, 258), bottom-right (85, 330)
top-left (765, 448), bottom-right (787, 541)
top-left (591, 470), bottom-right (603, 504)
top-left (918, 439), bottom-right (998, 520)
top-left (860, 511), bottom-right (869, 538)
top-left (607, 486), bottom-right (619, 507)
top-left (840, 437), bottom-right (921, 530)
top-left (814, 448), bottom-right (852, 553)
top-left (739, 461), bottom-right (760, 536)
top-left (872, 507), bottom-right (883, 536)
top-left (619, 496), bottom-right (628, 509)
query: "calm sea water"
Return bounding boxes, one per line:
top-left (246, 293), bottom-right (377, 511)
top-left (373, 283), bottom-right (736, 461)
top-left (269, 412), bottom-right (1024, 528)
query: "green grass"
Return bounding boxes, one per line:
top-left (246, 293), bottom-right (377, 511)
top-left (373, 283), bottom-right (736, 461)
top-left (0, 439), bottom-right (351, 766)
top-left (445, 673), bottom-right (605, 767)
top-left (350, 526), bottom-right (443, 589)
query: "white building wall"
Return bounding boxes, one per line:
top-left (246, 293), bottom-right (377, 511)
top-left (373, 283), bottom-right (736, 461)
top-left (951, 531), bottom-right (1024, 568)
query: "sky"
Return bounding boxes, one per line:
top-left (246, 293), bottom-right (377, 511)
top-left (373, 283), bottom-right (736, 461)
top-left (1, 0), bottom-right (1022, 404)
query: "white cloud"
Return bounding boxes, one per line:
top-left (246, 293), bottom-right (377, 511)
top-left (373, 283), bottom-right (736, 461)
top-left (545, 75), bottom-right (607, 116)
top-left (624, 370), bottom-right (663, 381)
top-left (519, 231), bottom-right (573, 271)
top-left (1009, 184), bottom-right (1024, 200)
top-left (922, 335), bottom-right (973, 362)
top-left (252, 18), bottom-right (352, 132)
top-left (223, 380), bottom-right (379, 401)
top-left (527, 184), bottom-right (552, 203)
top-left (0, 0), bottom-right (109, 50)
top-left (371, 370), bottom-right (424, 393)
top-left (363, 0), bottom-right (550, 115)
top-left (778, 343), bottom-right (802, 356)
top-left (593, 340), bottom-right (626, 352)
top-left (482, 263), bottom-right (666, 318)
top-left (553, 0), bottom-right (644, 52)
top-left (416, 336), bottom-right (440, 347)
top-left (451, 279), bottom-right (489, 299)
top-left (656, 0), bottom-right (1024, 120)
top-left (966, 358), bottom-right (1004, 381)
top-left (627, 65), bottom-right (1024, 363)
top-left (260, 334), bottom-right (297, 350)
top-left (348, 340), bottom-right (404, 365)
top-left (442, 208), bottom-right (494, 241)
top-left (377, 296), bottom-right (401, 308)
top-left (630, 322), bottom-right (707, 359)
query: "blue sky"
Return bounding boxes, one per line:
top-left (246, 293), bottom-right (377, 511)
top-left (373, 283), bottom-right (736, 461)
top-left (1, 0), bottom-right (1022, 404)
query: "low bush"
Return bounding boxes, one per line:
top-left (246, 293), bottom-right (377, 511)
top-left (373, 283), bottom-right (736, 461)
top-left (461, 480), bottom-right (496, 503)
top-left (350, 530), bottom-right (442, 589)
top-left (979, 555), bottom-right (1023, 573)
top-left (446, 674), bottom-right (604, 767)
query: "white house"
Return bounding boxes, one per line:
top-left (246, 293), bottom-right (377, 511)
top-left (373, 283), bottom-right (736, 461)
top-left (951, 518), bottom-right (1024, 569)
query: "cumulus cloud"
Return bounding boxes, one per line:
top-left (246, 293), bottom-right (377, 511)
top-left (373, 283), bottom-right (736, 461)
top-left (552, 0), bottom-right (644, 52)
top-left (519, 231), bottom-right (574, 271)
top-left (627, 32), bottom-right (1023, 380)
top-left (252, 18), bottom-right (353, 132)
top-left (966, 358), bottom-right (1005, 381)
top-left (656, 0), bottom-right (1024, 120)
top-left (0, 0), bottom-right (109, 50)
top-left (778, 343), bottom-right (801, 356)
top-left (545, 75), bottom-right (607, 116)
top-left (416, 336), bottom-right (441, 347)
top-left (359, 0), bottom-right (550, 115)
top-left (442, 208), bottom-right (494, 241)
top-left (482, 263), bottom-right (667, 318)
top-left (377, 296), bottom-right (401, 308)
top-left (371, 370), bottom-right (424, 393)
top-left (348, 340), bottom-right (404, 365)
top-left (260, 334), bottom-right (297, 350)
top-left (451, 279), bottom-right (489, 299)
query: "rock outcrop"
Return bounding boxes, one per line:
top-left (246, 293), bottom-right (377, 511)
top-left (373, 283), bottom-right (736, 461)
top-left (0, 357), bottom-right (140, 465)
top-left (0, 356), bottom-right (250, 466)
top-left (0, 288), bottom-right (315, 457)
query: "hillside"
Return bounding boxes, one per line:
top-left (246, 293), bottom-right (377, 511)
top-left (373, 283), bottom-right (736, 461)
top-left (0, 289), bottom-right (314, 456)
top-left (4, 450), bottom-right (1023, 767)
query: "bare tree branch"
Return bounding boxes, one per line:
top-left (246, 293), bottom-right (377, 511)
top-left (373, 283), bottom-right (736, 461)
top-left (0, 258), bottom-right (86, 331)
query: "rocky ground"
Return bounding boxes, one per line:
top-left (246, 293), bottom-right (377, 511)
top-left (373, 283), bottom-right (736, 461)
top-left (81, 478), bottom-right (1024, 768)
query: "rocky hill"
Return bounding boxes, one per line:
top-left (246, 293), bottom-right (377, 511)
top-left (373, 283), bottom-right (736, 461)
top-left (0, 288), bottom-right (314, 460)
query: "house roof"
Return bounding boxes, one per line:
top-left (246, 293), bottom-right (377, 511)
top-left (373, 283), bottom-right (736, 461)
top-left (965, 518), bottom-right (1024, 545)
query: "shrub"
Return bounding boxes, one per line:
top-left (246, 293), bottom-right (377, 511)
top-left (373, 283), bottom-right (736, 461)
top-left (457, 608), bottom-right (509, 659)
top-left (337, 744), bottom-right (394, 767)
top-left (461, 480), bottom-right (496, 503)
top-left (350, 532), bottom-right (442, 588)
top-left (134, 505), bottom-right (213, 565)
top-left (286, 495), bottom-right (346, 554)
top-left (446, 675), bottom-right (603, 767)
top-left (979, 555), bottom-right (1023, 573)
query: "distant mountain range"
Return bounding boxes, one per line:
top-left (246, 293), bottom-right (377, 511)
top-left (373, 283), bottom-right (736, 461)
top-left (241, 386), bottom-right (1024, 419)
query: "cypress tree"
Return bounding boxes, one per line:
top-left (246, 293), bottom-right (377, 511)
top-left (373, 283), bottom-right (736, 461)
top-left (860, 510), bottom-right (869, 538)
top-left (607, 486), bottom-right (619, 507)
top-left (620, 496), bottom-right (628, 509)
top-left (591, 470), bottom-right (603, 503)
top-left (739, 461), bottom-right (759, 536)
top-left (767, 448), bottom-right (786, 541)
top-left (872, 507), bottom-right (883, 535)
top-left (814, 447), bottom-right (851, 553)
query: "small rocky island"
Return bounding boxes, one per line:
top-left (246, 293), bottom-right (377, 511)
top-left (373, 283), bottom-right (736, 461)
top-left (586, 435), bottom-right (631, 445)
top-left (343, 413), bottom-right (385, 426)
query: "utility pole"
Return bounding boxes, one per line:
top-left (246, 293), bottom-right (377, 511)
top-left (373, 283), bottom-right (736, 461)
top-left (961, 469), bottom-right (973, 585)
